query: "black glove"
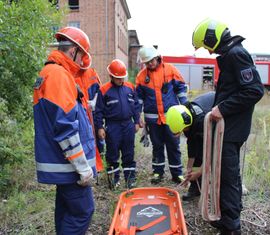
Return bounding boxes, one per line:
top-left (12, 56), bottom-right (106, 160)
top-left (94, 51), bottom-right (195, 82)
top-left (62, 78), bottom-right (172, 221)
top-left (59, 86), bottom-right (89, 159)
top-left (140, 127), bottom-right (150, 147)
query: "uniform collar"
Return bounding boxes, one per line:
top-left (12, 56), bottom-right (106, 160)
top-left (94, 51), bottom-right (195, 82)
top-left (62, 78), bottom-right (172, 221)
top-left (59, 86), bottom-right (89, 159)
top-left (47, 50), bottom-right (81, 76)
top-left (215, 35), bottom-right (245, 55)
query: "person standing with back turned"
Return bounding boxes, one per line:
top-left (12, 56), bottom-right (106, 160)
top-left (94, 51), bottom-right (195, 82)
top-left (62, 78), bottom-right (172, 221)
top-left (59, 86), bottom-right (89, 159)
top-left (136, 46), bottom-right (188, 184)
top-left (192, 19), bottom-right (264, 235)
top-left (33, 27), bottom-right (96, 235)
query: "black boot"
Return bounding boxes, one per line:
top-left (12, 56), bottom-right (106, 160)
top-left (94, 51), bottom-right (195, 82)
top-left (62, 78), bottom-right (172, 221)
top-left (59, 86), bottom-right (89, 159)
top-left (210, 220), bottom-right (224, 229)
top-left (182, 181), bottom-right (200, 201)
top-left (151, 173), bottom-right (164, 184)
top-left (220, 228), bottom-right (241, 235)
top-left (171, 175), bottom-right (184, 184)
top-left (126, 178), bottom-right (136, 189)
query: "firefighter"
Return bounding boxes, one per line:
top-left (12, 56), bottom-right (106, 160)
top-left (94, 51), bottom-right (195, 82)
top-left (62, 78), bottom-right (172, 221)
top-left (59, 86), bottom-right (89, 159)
top-left (166, 91), bottom-right (215, 202)
top-left (136, 46), bottom-right (188, 184)
top-left (95, 59), bottom-right (140, 189)
top-left (75, 68), bottom-right (104, 173)
top-left (191, 19), bottom-right (264, 235)
top-left (33, 27), bottom-right (96, 234)
top-left (76, 68), bottom-right (105, 154)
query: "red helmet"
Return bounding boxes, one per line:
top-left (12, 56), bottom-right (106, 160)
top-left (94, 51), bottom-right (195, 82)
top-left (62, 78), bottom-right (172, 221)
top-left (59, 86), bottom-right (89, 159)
top-left (55, 27), bottom-right (92, 69)
top-left (107, 59), bottom-right (127, 78)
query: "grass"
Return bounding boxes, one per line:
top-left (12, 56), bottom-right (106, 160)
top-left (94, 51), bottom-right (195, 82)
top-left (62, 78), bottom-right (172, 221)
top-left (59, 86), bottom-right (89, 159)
top-left (0, 92), bottom-right (269, 234)
top-left (0, 186), bottom-right (55, 234)
top-left (243, 93), bottom-right (270, 197)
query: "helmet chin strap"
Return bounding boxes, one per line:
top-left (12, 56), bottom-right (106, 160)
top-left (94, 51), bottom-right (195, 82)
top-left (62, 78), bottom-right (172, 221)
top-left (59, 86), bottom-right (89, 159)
top-left (72, 47), bottom-right (79, 62)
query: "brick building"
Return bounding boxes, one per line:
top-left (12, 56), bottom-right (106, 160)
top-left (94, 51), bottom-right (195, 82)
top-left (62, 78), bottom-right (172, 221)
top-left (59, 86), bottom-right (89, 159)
top-left (57, 0), bottom-right (131, 83)
top-left (128, 30), bottom-right (141, 73)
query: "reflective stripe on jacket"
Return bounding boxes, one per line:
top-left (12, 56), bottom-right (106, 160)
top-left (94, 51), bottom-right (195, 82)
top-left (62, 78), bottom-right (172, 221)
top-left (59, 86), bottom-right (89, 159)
top-left (95, 81), bottom-right (140, 129)
top-left (33, 50), bottom-right (96, 184)
top-left (76, 68), bottom-right (101, 109)
top-left (136, 62), bottom-right (187, 124)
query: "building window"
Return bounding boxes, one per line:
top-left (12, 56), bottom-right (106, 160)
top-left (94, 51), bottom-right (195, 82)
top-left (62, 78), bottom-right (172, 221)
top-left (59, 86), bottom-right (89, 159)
top-left (202, 66), bottom-right (214, 89)
top-left (69, 0), bottom-right (79, 10)
top-left (49, 0), bottom-right (59, 9)
top-left (68, 21), bottom-right (80, 28)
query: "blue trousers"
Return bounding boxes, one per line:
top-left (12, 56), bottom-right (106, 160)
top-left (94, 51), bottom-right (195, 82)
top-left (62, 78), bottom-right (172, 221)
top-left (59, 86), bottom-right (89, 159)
top-left (55, 183), bottom-right (95, 235)
top-left (148, 123), bottom-right (183, 177)
top-left (105, 120), bottom-right (136, 181)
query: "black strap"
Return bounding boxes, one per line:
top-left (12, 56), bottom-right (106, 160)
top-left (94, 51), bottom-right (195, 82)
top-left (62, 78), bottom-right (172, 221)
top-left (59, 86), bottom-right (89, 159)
top-left (44, 61), bottom-right (57, 66)
top-left (76, 84), bottom-right (84, 103)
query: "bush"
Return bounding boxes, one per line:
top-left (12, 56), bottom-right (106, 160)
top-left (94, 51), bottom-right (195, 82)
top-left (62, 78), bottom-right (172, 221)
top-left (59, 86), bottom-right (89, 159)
top-left (0, 0), bottom-right (64, 121)
top-left (0, 0), bottom-right (64, 197)
top-left (0, 98), bottom-right (24, 197)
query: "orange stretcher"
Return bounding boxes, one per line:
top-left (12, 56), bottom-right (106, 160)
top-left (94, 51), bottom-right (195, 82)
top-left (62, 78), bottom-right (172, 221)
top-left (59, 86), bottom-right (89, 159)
top-left (108, 187), bottom-right (188, 235)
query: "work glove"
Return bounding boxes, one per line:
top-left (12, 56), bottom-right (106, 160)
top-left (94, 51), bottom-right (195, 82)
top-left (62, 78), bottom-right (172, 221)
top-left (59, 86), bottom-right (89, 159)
top-left (140, 126), bottom-right (150, 147)
top-left (69, 155), bottom-right (94, 187)
top-left (87, 94), bottom-right (98, 111)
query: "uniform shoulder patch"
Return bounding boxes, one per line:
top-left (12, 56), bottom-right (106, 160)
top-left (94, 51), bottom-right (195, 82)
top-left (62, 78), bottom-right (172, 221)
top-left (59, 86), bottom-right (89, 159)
top-left (34, 77), bottom-right (44, 89)
top-left (240, 68), bottom-right (253, 83)
top-left (191, 105), bottom-right (203, 115)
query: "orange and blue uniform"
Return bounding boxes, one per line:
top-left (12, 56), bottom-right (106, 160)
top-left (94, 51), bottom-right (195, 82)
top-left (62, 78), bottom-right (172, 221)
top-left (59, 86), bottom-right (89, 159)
top-left (136, 61), bottom-right (187, 178)
top-left (76, 68), bottom-right (104, 172)
top-left (33, 50), bottom-right (95, 234)
top-left (95, 81), bottom-right (140, 184)
top-left (77, 68), bottom-right (101, 108)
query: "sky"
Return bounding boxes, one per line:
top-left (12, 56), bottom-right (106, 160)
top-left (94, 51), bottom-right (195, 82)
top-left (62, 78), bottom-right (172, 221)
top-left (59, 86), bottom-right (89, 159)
top-left (126, 0), bottom-right (270, 57)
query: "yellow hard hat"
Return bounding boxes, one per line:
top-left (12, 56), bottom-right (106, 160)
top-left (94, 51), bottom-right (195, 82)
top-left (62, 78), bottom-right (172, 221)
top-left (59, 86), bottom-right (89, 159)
top-left (166, 105), bottom-right (193, 134)
top-left (192, 18), bottom-right (228, 51)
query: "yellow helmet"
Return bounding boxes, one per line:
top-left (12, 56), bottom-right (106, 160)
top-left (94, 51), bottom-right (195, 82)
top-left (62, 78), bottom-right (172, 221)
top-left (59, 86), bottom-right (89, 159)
top-left (166, 105), bottom-right (193, 134)
top-left (192, 18), bottom-right (228, 51)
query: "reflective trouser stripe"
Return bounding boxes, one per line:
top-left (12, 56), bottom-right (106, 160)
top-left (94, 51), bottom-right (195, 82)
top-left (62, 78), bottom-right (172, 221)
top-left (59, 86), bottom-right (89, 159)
top-left (123, 167), bottom-right (136, 171)
top-left (152, 162), bottom-right (165, 166)
top-left (107, 167), bottom-right (120, 174)
top-left (169, 164), bottom-right (183, 168)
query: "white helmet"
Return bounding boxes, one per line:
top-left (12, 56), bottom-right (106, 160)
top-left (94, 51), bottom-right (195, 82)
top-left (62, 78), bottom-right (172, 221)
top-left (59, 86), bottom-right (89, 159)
top-left (138, 46), bottom-right (160, 63)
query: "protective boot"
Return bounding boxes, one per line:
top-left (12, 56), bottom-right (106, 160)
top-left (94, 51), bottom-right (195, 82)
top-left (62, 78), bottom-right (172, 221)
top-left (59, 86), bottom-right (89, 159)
top-left (107, 166), bottom-right (120, 190)
top-left (220, 229), bottom-right (241, 235)
top-left (171, 175), bottom-right (184, 184)
top-left (150, 173), bottom-right (164, 184)
top-left (126, 178), bottom-right (136, 189)
top-left (182, 181), bottom-right (200, 201)
top-left (210, 220), bottom-right (224, 229)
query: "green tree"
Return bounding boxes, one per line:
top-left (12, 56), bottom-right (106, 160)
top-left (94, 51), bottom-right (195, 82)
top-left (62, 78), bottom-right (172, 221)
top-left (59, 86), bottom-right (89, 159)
top-left (0, 0), bottom-right (64, 120)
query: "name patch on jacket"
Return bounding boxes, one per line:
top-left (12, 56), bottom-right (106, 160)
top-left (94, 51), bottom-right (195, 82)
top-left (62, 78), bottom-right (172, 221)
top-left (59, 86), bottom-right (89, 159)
top-left (240, 68), bottom-right (253, 83)
top-left (34, 77), bottom-right (44, 89)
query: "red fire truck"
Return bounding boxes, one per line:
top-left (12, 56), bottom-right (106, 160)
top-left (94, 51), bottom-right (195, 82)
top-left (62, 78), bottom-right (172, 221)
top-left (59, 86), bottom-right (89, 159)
top-left (163, 56), bottom-right (270, 91)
